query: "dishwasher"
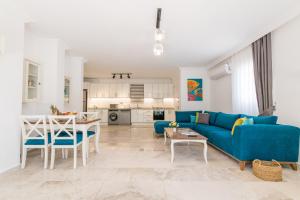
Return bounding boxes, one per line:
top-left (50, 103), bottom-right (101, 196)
top-left (117, 109), bottom-right (131, 125)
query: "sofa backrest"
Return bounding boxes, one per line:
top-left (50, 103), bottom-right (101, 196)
top-left (175, 111), bottom-right (201, 123)
top-left (214, 112), bottom-right (241, 130)
top-left (204, 111), bottom-right (219, 125)
top-left (240, 114), bottom-right (278, 125)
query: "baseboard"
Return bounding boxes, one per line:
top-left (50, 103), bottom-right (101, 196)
top-left (0, 163), bottom-right (20, 174)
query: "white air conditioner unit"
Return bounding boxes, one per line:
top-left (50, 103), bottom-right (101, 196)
top-left (208, 63), bottom-right (232, 80)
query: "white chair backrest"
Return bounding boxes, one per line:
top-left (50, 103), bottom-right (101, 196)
top-left (48, 115), bottom-right (76, 144)
top-left (79, 112), bottom-right (99, 120)
top-left (20, 115), bottom-right (47, 143)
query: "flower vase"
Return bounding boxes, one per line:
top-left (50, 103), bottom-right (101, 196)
top-left (173, 127), bottom-right (177, 132)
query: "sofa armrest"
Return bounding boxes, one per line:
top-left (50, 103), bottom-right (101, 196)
top-left (232, 124), bottom-right (300, 162)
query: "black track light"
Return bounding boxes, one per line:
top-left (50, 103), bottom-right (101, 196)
top-left (127, 74), bottom-right (130, 79)
top-left (112, 74), bottom-right (116, 79)
top-left (120, 74), bottom-right (123, 79)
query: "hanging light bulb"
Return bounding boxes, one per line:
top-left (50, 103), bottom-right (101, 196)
top-left (153, 42), bottom-right (164, 56)
top-left (155, 29), bottom-right (165, 41)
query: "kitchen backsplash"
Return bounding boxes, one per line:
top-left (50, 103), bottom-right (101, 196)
top-left (88, 98), bottom-right (179, 109)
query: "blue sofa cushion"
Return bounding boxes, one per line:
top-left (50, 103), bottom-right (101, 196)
top-left (211, 130), bottom-right (233, 154)
top-left (215, 113), bottom-right (240, 130)
top-left (178, 123), bottom-right (195, 129)
top-left (193, 124), bottom-right (228, 142)
top-left (53, 133), bottom-right (83, 145)
top-left (241, 115), bottom-right (278, 125)
top-left (176, 111), bottom-right (201, 123)
top-left (205, 111), bottom-right (219, 125)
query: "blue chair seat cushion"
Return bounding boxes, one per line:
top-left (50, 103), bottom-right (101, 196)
top-left (53, 133), bottom-right (83, 145)
top-left (24, 133), bottom-right (51, 145)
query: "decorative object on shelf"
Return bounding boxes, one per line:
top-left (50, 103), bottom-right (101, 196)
top-left (50, 105), bottom-right (60, 115)
top-left (64, 77), bottom-right (70, 103)
top-left (169, 121), bottom-right (179, 132)
top-left (112, 73), bottom-right (132, 79)
top-left (187, 79), bottom-right (203, 101)
top-left (153, 8), bottom-right (165, 56)
top-left (252, 159), bottom-right (282, 182)
top-left (23, 59), bottom-right (40, 102)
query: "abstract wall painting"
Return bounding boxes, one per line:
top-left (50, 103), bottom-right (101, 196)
top-left (187, 79), bottom-right (203, 101)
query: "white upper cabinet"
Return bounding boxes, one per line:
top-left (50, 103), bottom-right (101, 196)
top-left (23, 59), bottom-right (40, 102)
top-left (89, 84), bottom-right (98, 98)
top-left (144, 84), bottom-right (152, 98)
top-left (85, 81), bottom-right (173, 99)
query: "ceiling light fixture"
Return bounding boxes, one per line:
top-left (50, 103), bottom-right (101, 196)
top-left (112, 73), bottom-right (132, 79)
top-left (153, 8), bottom-right (165, 56)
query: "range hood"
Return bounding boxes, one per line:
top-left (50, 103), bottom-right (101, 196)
top-left (130, 84), bottom-right (144, 101)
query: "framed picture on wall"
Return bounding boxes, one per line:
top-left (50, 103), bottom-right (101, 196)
top-left (187, 79), bottom-right (203, 101)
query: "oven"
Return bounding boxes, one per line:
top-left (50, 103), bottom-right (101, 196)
top-left (153, 109), bottom-right (165, 120)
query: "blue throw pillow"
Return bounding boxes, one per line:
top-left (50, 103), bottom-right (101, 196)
top-left (215, 112), bottom-right (241, 130)
top-left (242, 118), bottom-right (254, 125)
top-left (190, 115), bottom-right (196, 123)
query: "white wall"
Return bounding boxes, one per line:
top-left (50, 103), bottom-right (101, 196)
top-left (179, 67), bottom-right (210, 111)
top-left (272, 15), bottom-right (300, 127)
top-left (210, 75), bottom-right (232, 113)
top-left (22, 29), bottom-right (68, 114)
top-left (64, 56), bottom-right (85, 112)
top-left (0, 1), bottom-right (25, 172)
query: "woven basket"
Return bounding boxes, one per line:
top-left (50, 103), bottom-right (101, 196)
top-left (252, 159), bottom-right (282, 182)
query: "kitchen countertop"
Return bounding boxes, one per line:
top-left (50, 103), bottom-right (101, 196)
top-left (88, 107), bottom-right (177, 110)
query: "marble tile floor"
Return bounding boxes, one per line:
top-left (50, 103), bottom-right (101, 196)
top-left (0, 125), bottom-right (300, 200)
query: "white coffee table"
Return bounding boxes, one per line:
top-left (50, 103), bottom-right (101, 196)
top-left (164, 128), bottom-right (208, 164)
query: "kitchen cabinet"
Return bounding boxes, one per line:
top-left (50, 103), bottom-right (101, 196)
top-left (98, 109), bottom-right (108, 123)
top-left (89, 84), bottom-right (98, 98)
top-left (131, 109), bottom-right (139, 123)
top-left (131, 109), bottom-right (153, 123)
top-left (165, 109), bottom-right (175, 121)
top-left (144, 84), bottom-right (152, 98)
top-left (23, 59), bottom-right (40, 102)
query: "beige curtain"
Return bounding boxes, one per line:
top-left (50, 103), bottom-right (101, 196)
top-left (252, 33), bottom-right (273, 116)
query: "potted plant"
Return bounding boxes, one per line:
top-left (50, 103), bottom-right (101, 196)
top-left (169, 121), bottom-right (179, 132)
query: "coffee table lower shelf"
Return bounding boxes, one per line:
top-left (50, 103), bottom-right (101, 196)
top-left (164, 128), bottom-right (208, 164)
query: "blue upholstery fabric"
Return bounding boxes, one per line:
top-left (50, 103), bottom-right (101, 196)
top-left (154, 121), bottom-right (171, 134)
top-left (53, 133), bottom-right (83, 145)
top-left (77, 130), bottom-right (96, 137)
top-left (154, 111), bottom-right (300, 164)
top-left (190, 115), bottom-right (196, 123)
top-left (240, 115), bottom-right (278, 125)
top-left (25, 133), bottom-right (51, 145)
top-left (175, 111), bottom-right (201, 123)
top-left (193, 124), bottom-right (227, 142)
top-left (232, 124), bottom-right (300, 162)
top-left (204, 111), bottom-right (219, 125)
top-left (215, 113), bottom-right (240, 130)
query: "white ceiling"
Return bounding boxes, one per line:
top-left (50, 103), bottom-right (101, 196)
top-left (20, 0), bottom-right (300, 78)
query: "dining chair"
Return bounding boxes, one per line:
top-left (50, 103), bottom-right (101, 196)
top-left (48, 115), bottom-right (85, 169)
top-left (79, 112), bottom-right (99, 157)
top-left (20, 115), bottom-right (50, 169)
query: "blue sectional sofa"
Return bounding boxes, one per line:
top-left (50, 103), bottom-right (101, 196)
top-left (154, 111), bottom-right (300, 170)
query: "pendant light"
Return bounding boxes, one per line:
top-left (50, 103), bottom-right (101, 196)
top-left (153, 8), bottom-right (165, 56)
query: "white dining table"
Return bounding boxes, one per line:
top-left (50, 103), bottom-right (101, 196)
top-left (34, 118), bottom-right (101, 167)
